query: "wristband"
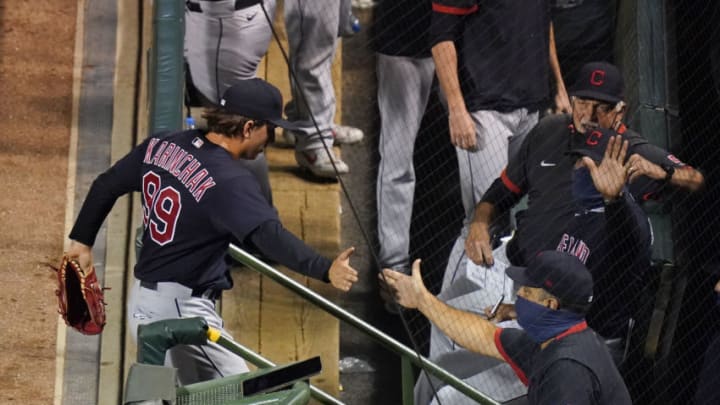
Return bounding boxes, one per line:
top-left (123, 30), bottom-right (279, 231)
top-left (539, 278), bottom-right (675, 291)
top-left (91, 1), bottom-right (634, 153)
top-left (662, 164), bottom-right (675, 182)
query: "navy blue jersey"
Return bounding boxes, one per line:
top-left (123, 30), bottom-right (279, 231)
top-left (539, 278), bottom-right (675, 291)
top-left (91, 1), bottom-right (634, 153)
top-left (371, 0), bottom-right (432, 58)
top-left (554, 194), bottom-right (652, 339)
top-left (496, 324), bottom-right (632, 404)
top-left (135, 130), bottom-right (279, 288)
top-left (430, 0), bottom-right (551, 111)
top-left (70, 130), bottom-right (330, 290)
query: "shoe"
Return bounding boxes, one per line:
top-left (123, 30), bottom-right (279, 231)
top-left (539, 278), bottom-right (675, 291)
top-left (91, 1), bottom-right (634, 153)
top-left (295, 148), bottom-right (350, 178)
top-left (332, 125), bottom-right (364, 145)
top-left (275, 129), bottom-right (297, 148)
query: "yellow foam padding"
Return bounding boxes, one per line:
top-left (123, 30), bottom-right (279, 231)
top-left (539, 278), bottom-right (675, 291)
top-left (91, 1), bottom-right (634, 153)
top-left (207, 327), bottom-right (221, 342)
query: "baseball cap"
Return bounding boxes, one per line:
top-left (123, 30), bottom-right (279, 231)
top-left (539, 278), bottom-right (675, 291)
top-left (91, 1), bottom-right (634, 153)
top-left (506, 251), bottom-right (594, 308)
top-left (568, 127), bottom-right (621, 162)
top-left (219, 79), bottom-right (303, 130)
top-left (570, 62), bottom-right (624, 104)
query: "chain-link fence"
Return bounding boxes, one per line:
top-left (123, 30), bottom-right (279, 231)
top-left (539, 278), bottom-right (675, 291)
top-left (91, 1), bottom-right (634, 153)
top-left (336, 0), bottom-right (720, 404)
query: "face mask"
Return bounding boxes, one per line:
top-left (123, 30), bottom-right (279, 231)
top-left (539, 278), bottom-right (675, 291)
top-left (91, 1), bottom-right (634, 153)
top-left (515, 296), bottom-right (585, 344)
top-left (572, 166), bottom-right (604, 209)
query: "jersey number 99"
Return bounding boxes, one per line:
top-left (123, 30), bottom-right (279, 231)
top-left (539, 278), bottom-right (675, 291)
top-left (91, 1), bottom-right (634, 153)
top-left (142, 172), bottom-right (182, 245)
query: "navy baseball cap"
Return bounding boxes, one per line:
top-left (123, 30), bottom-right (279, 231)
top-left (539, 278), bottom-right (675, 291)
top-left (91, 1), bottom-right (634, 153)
top-left (219, 79), bottom-right (303, 130)
top-left (506, 251), bottom-right (594, 308)
top-left (570, 62), bottom-right (624, 104)
top-left (568, 127), bottom-right (622, 162)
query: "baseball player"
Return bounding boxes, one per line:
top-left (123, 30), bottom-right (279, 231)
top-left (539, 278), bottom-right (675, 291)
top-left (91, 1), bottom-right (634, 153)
top-left (66, 79), bottom-right (359, 384)
top-left (430, 0), bottom-right (569, 224)
top-left (562, 132), bottom-right (653, 361)
top-left (384, 250), bottom-right (632, 404)
top-left (464, 61), bottom-right (704, 272)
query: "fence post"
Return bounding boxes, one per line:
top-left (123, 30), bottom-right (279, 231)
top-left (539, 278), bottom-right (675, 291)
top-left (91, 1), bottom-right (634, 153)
top-left (149, 0), bottom-right (185, 133)
top-left (401, 356), bottom-right (414, 405)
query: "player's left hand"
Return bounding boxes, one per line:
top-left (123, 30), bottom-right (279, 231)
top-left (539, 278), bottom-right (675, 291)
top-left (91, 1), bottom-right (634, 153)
top-left (328, 247), bottom-right (358, 292)
top-left (582, 135), bottom-right (629, 201)
top-left (67, 239), bottom-right (93, 271)
top-left (625, 153), bottom-right (667, 183)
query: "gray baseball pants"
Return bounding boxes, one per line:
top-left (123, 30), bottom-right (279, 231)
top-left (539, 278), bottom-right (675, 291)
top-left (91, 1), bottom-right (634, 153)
top-left (127, 280), bottom-right (249, 385)
top-left (456, 108), bottom-right (538, 222)
top-left (283, 0), bottom-right (340, 151)
top-left (185, 0), bottom-right (277, 103)
top-left (376, 53), bottom-right (435, 269)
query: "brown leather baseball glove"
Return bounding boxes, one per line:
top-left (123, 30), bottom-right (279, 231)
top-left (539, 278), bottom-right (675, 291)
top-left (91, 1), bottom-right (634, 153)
top-left (54, 255), bottom-right (107, 335)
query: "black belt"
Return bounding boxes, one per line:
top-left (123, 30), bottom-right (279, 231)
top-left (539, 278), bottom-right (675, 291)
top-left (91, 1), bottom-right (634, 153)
top-left (186, 0), bottom-right (262, 13)
top-left (140, 280), bottom-right (222, 301)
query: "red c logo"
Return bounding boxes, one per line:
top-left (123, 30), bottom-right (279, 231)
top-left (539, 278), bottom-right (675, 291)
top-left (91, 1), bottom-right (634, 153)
top-left (587, 130), bottom-right (602, 146)
top-left (590, 70), bottom-right (605, 86)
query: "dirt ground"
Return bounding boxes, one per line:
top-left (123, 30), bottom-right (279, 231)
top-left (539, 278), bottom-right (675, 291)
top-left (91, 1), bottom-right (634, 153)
top-left (0, 0), bottom-right (76, 403)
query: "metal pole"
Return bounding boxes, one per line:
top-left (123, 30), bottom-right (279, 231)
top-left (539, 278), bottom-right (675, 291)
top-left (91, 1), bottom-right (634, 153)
top-left (401, 356), bottom-right (414, 405)
top-left (228, 244), bottom-right (500, 405)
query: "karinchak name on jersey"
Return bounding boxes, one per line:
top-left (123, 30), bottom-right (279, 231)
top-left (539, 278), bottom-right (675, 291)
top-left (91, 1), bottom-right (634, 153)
top-left (143, 138), bottom-right (217, 202)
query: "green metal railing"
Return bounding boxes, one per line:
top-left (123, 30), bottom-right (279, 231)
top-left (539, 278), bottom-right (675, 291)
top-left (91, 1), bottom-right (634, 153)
top-left (227, 244), bottom-right (500, 405)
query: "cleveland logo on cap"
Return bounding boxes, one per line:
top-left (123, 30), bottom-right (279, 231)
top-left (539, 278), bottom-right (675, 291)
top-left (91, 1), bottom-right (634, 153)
top-left (590, 70), bottom-right (606, 86)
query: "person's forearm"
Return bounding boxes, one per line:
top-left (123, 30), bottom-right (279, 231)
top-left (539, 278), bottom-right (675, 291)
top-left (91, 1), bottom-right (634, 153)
top-left (548, 22), bottom-right (566, 96)
top-left (249, 220), bottom-right (331, 281)
top-left (472, 201), bottom-right (496, 228)
top-left (432, 41), bottom-right (466, 113)
top-left (671, 166), bottom-right (705, 192)
top-left (418, 291), bottom-right (502, 360)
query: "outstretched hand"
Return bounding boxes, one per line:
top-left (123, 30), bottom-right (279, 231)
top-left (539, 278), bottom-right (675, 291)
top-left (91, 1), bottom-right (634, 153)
top-left (329, 247), bottom-right (358, 292)
top-left (581, 135), bottom-right (629, 201)
top-left (381, 259), bottom-right (429, 310)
